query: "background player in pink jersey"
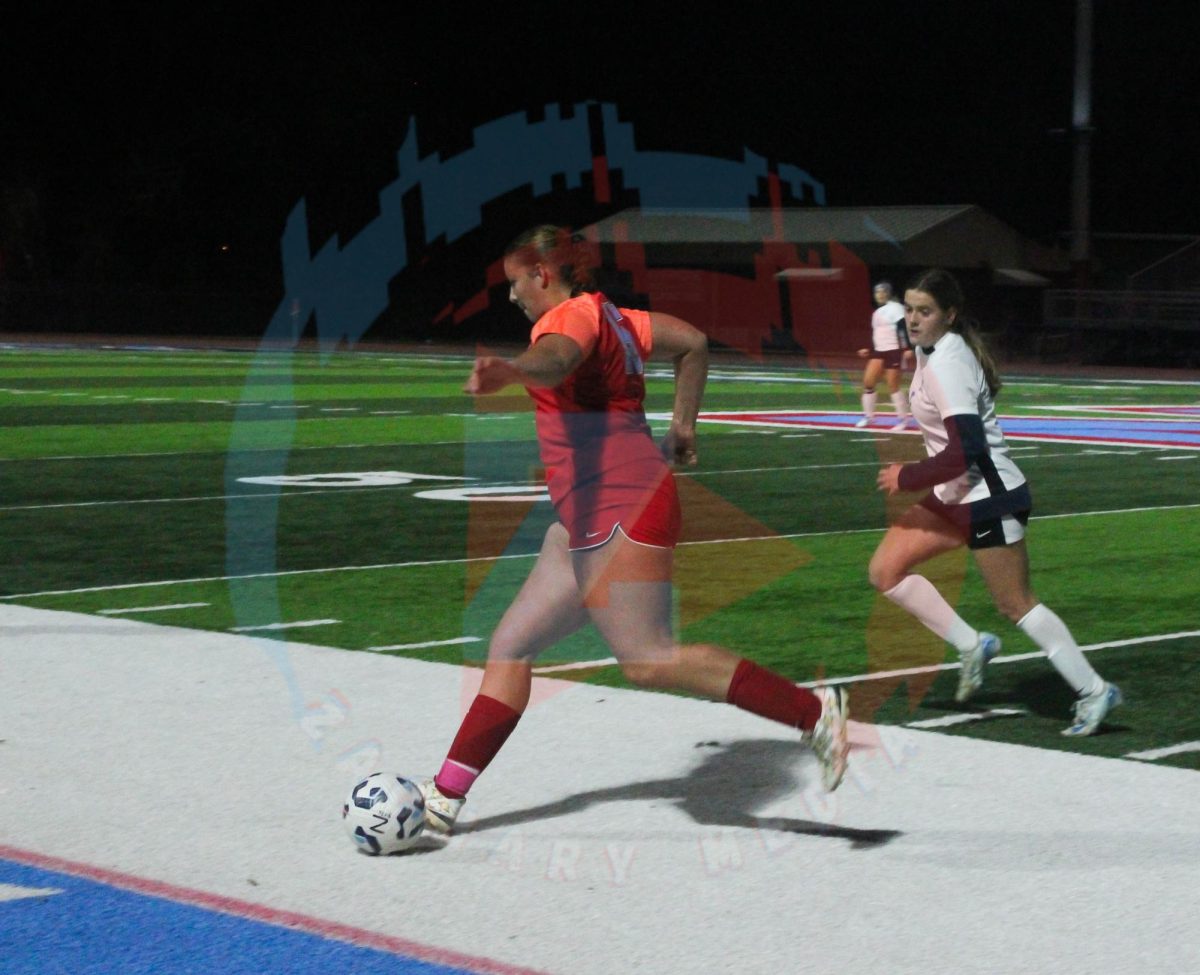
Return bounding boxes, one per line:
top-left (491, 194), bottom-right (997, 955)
top-left (855, 281), bottom-right (913, 429)
top-left (871, 267), bottom-right (1122, 736)
top-left (418, 225), bottom-right (849, 832)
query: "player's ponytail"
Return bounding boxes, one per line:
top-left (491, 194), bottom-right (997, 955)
top-left (907, 268), bottom-right (1002, 397)
top-left (504, 225), bottom-right (596, 296)
top-left (956, 317), bottom-right (1002, 398)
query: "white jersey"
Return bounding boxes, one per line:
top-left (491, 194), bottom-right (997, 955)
top-left (870, 299), bottom-right (906, 351)
top-left (909, 330), bottom-right (1025, 505)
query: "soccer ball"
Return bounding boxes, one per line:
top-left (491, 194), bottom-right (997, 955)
top-left (342, 772), bottom-right (426, 855)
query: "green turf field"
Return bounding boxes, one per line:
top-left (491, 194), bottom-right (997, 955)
top-left (2, 343), bottom-right (1197, 769)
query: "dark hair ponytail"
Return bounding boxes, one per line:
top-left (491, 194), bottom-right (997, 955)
top-left (906, 268), bottom-right (1002, 397)
top-left (504, 224), bottom-right (596, 295)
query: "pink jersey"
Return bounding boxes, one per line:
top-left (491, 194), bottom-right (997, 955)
top-left (526, 292), bottom-right (680, 549)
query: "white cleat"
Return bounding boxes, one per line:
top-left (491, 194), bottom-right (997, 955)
top-left (808, 686), bottom-right (850, 792)
top-left (418, 778), bottom-right (465, 833)
top-left (854, 417), bottom-right (871, 428)
top-left (956, 632), bottom-right (1001, 703)
top-left (892, 417), bottom-right (914, 430)
top-left (1062, 682), bottom-right (1123, 737)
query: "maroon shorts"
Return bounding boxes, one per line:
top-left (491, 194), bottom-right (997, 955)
top-left (871, 347), bottom-right (905, 369)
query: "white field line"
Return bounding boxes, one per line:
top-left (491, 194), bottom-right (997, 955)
top-left (1, 432), bottom-right (1168, 469)
top-left (686, 450), bottom-right (1109, 474)
top-left (4, 502), bottom-right (1199, 601)
top-left (0, 452), bottom-right (1097, 512)
top-left (12, 398), bottom-right (1179, 466)
top-left (0, 486), bottom-right (444, 512)
top-left (1126, 741), bottom-right (1200, 761)
top-left (797, 630), bottom-right (1200, 689)
top-left (98, 602), bottom-right (210, 615)
top-left (1041, 404), bottom-right (1200, 416)
top-left (1156, 454), bottom-right (1198, 461)
top-left (532, 658), bottom-right (619, 674)
top-left (0, 440), bottom-right (469, 464)
top-left (229, 619), bottom-right (339, 633)
top-left (1026, 502), bottom-right (1200, 522)
top-left (538, 630), bottom-right (1200, 682)
top-left (365, 636), bottom-right (481, 652)
top-left (905, 709), bottom-right (1027, 729)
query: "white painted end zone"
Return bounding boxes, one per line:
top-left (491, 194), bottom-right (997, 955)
top-left (2, 605), bottom-right (1198, 975)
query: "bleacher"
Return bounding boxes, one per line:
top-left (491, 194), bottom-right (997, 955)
top-left (1038, 236), bottom-right (1200, 366)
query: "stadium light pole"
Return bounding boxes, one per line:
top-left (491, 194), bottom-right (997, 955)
top-left (1069, 0), bottom-right (1094, 286)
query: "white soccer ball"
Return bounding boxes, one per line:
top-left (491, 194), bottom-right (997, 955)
top-left (342, 772), bottom-right (426, 855)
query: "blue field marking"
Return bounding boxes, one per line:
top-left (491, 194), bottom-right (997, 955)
top-left (699, 410), bottom-right (1200, 449)
top-left (0, 857), bottom-right (498, 975)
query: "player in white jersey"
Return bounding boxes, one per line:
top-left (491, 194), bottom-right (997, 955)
top-left (855, 281), bottom-right (913, 429)
top-left (869, 268), bottom-right (1122, 737)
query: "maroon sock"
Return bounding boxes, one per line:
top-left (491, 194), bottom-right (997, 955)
top-left (725, 658), bottom-right (822, 731)
top-left (434, 694), bottom-right (523, 799)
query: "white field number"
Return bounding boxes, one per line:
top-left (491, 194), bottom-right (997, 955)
top-left (237, 471), bottom-right (470, 488)
top-left (236, 471), bottom-right (548, 501)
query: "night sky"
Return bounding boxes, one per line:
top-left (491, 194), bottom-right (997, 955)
top-left (3, 2), bottom-right (1198, 316)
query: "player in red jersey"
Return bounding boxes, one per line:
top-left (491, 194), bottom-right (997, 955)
top-left (419, 225), bottom-right (849, 831)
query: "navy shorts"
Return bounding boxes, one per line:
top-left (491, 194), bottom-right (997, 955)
top-left (919, 482), bottom-right (1033, 550)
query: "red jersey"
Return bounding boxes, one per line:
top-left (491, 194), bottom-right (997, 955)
top-left (526, 292), bottom-right (680, 549)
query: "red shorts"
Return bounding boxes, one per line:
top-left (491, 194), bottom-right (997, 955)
top-left (557, 467), bottom-right (682, 551)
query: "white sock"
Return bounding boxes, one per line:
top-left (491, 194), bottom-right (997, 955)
top-left (861, 389), bottom-right (877, 418)
top-left (1017, 603), bottom-right (1104, 697)
top-left (890, 389), bottom-right (910, 419)
top-left (884, 575), bottom-right (978, 653)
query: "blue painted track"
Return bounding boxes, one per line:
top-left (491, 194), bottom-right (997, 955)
top-left (0, 857), bottom-right (481, 975)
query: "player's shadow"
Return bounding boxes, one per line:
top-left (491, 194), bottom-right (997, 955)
top-left (924, 671), bottom-right (1131, 734)
top-left (1009, 672), bottom-right (1133, 734)
top-left (459, 738), bottom-right (900, 849)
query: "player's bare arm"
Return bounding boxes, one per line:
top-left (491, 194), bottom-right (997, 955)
top-left (465, 334), bottom-right (584, 394)
top-left (649, 311), bottom-right (708, 466)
